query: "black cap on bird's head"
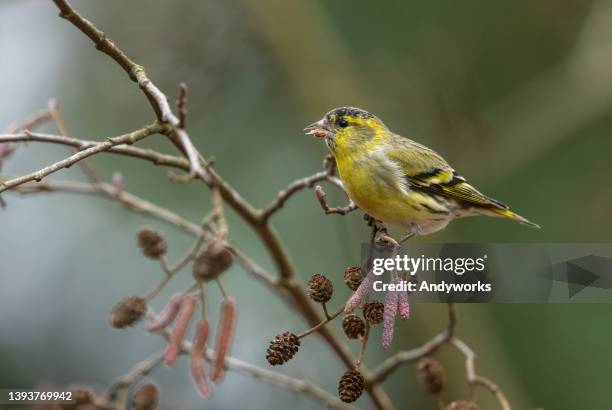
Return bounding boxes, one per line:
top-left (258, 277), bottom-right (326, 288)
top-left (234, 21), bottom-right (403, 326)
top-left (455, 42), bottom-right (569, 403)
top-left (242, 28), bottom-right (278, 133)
top-left (304, 106), bottom-right (378, 139)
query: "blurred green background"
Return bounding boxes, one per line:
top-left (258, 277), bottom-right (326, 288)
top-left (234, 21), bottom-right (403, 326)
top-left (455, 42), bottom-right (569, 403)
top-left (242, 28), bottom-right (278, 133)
top-left (1, 0), bottom-right (611, 409)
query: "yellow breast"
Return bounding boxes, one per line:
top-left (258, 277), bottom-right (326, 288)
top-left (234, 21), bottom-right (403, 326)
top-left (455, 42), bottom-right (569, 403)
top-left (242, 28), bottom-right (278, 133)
top-left (335, 153), bottom-right (434, 227)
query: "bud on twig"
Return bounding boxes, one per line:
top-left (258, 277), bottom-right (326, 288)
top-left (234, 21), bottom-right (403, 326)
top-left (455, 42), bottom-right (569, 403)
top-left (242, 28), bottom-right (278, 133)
top-left (146, 294), bottom-right (184, 332)
top-left (343, 266), bottom-right (363, 291)
top-left (211, 297), bottom-right (237, 384)
top-left (266, 332), bottom-right (300, 366)
top-left (363, 301), bottom-right (384, 325)
top-left (342, 314), bottom-right (365, 339)
top-left (132, 382), bottom-right (159, 410)
top-left (417, 357), bottom-right (446, 395)
top-left (338, 369), bottom-right (364, 403)
top-left (307, 274), bottom-right (333, 303)
top-left (109, 296), bottom-right (146, 328)
top-left (190, 319), bottom-right (212, 399)
top-left (193, 238), bottom-right (233, 281)
top-left (164, 293), bottom-right (197, 366)
top-left (445, 400), bottom-right (479, 410)
top-left (137, 227), bottom-right (167, 259)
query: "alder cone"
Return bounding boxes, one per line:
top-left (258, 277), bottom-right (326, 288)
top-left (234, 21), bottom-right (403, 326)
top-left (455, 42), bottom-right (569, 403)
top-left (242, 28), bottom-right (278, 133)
top-left (110, 296), bottom-right (146, 328)
top-left (343, 266), bottom-right (363, 291)
top-left (307, 273), bottom-right (333, 303)
top-left (137, 227), bottom-right (167, 259)
top-left (266, 332), bottom-right (300, 365)
top-left (363, 301), bottom-right (384, 324)
top-left (193, 238), bottom-right (233, 281)
top-left (342, 314), bottom-right (365, 339)
top-left (338, 369), bottom-right (364, 403)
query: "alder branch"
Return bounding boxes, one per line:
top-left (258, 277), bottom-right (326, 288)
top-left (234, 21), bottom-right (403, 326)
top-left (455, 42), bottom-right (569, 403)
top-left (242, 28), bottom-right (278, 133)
top-left (51, 0), bottom-right (205, 179)
top-left (369, 304), bottom-right (457, 385)
top-left (452, 338), bottom-right (511, 410)
top-left (151, 324), bottom-right (353, 410)
top-left (314, 185), bottom-right (357, 215)
top-left (9, 179), bottom-right (278, 289)
top-left (0, 131), bottom-right (190, 169)
top-left (0, 123), bottom-right (166, 193)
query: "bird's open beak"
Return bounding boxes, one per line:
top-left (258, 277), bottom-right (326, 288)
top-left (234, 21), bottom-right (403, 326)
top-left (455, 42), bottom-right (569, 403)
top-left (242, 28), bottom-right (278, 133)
top-left (303, 119), bottom-right (330, 139)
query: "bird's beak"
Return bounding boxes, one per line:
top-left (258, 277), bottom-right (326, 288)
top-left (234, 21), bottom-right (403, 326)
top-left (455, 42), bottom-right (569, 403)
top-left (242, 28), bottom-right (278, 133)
top-left (303, 119), bottom-right (330, 139)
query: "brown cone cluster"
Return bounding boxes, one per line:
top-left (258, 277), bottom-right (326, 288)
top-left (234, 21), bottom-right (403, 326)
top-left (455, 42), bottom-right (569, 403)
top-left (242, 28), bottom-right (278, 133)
top-left (417, 357), bottom-right (446, 395)
top-left (338, 369), bottom-right (364, 403)
top-left (132, 382), bottom-right (159, 410)
top-left (363, 301), bottom-right (384, 324)
top-left (137, 227), bottom-right (167, 259)
top-left (110, 296), bottom-right (146, 328)
top-left (193, 238), bottom-right (234, 281)
top-left (343, 266), bottom-right (363, 291)
top-left (307, 274), bottom-right (333, 303)
top-left (445, 400), bottom-right (479, 410)
top-left (266, 332), bottom-right (300, 365)
top-left (342, 314), bottom-right (365, 339)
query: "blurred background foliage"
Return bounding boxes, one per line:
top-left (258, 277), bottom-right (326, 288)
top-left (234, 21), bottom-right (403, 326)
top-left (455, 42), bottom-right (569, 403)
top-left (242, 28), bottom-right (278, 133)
top-left (1, 0), bottom-right (611, 409)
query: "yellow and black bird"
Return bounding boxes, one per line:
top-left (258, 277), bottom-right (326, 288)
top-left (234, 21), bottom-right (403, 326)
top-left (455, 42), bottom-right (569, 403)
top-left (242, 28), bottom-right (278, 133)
top-left (305, 107), bottom-right (539, 239)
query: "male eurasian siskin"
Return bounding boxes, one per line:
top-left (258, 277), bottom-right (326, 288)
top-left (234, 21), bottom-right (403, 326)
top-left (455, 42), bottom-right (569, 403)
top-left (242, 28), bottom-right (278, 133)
top-left (305, 107), bottom-right (539, 239)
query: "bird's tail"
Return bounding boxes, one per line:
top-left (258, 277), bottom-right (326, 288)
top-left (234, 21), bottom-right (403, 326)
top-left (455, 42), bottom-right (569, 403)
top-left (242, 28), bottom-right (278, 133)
top-left (490, 208), bottom-right (540, 228)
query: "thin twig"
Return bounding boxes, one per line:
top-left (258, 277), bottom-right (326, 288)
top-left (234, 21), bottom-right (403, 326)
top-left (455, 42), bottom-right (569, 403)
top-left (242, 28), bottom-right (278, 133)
top-left (452, 338), bottom-right (512, 410)
top-left (259, 170), bottom-right (345, 220)
top-left (369, 304), bottom-right (457, 385)
top-left (315, 185), bottom-right (357, 215)
top-left (9, 180), bottom-right (278, 288)
top-left (151, 319), bottom-right (352, 409)
top-left (0, 123), bottom-right (165, 193)
top-left (51, 0), bottom-right (206, 179)
top-left (105, 350), bottom-right (165, 401)
top-left (355, 322), bottom-right (370, 370)
top-left (297, 306), bottom-right (344, 339)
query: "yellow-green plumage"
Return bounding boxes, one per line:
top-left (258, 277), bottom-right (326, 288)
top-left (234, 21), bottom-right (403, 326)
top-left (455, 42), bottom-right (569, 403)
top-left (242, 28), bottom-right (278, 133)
top-left (305, 107), bottom-right (539, 236)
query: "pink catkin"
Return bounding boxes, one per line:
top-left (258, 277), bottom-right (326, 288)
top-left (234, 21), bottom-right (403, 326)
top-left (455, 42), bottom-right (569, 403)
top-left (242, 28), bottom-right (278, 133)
top-left (146, 294), bottom-right (184, 332)
top-left (210, 297), bottom-right (237, 384)
top-left (397, 278), bottom-right (410, 320)
top-left (344, 268), bottom-right (376, 313)
top-left (190, 319), bottom-right (213, 399)
top-left (164, 293), bottom-right (198, 366)
top-left (382, 281), bottom-right (399, 349)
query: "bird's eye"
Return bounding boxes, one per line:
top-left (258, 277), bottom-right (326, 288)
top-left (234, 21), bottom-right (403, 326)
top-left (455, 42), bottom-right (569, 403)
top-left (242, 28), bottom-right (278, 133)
top-left (337, 118), bottom-right (349, 128)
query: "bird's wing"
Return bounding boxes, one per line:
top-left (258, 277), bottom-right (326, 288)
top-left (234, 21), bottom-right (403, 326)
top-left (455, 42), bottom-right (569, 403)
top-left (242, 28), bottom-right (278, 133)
top-left (386, 136), bottom-right (508, 210)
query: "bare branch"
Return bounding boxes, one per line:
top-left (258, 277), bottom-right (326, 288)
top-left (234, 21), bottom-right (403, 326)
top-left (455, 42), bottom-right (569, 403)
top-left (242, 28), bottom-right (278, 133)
top-left (51, 0), bottom-right (206, 179)
top-left (0, 131), bottom-right (189, 169)
top-left (0, 123), bottom-right (165, 193)
top-left (314, 185), bottom-right (357, 215)
top-left (452, 338), bottom-right (511, 410)
top-left (9, 179), bottom-right (278, 288)
top-left (369, 304), bottom-right (457, 385)
top-left (150, 325), bottom-right (354, 410)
